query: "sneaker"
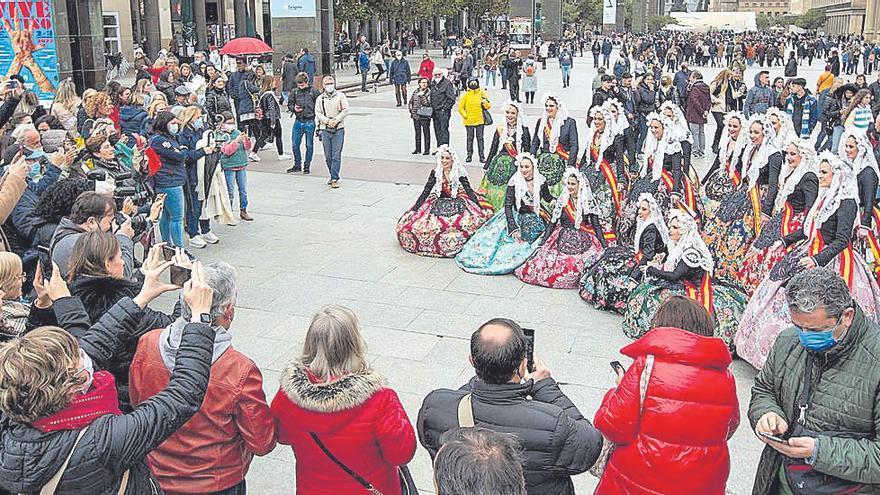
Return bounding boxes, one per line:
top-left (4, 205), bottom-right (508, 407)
top-left (248, 152), bottom-right (261, 162)
top-left (278, 154), bottom-right (292, 160)
top-left (303, 168), bottom-right (310, 175)
top-left (327, 179), bottom-right (334, 185)
top-left (330, 180), bottom-right (339, 189)
top-left (189, 236), bottom-right (207, 249)
top-left (285, 167), bottom-right (298, 173)
top-left (201, 232), bottom-right (220, 244)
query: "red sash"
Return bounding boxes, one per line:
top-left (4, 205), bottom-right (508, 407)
top-left (749, 185), bottom-right (762, 236)
top-left (780, 201), bottom-right (794, 237)
top-left (681, 176), bottom-right (697, 213)
top-left (726, 159), bottom-right (741, 187)
top-left (564, 201), bottom-right (617, 242)
top-left (684, 272), bottom-right (714, 317)
top-left (808, 231), bottom-right (855, 288)
top-left (599, 161), bottom-right (622, 211)
top-left (660, 169), bottom-right (674, 192)
top-left (500, 127), bottom-right (518, 157)
top-left (545, 124), bottom-right (569, 161)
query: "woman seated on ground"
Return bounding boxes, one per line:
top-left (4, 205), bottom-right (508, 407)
top-left (623, 209), bottom-right (747, 350)
top-left (581, 193), bottom-right (668, 313)
top-left (702, 111), bottom-right (747, 205)
top-left (396, 145), bottom-right (492, 257)
top-left (594, 295), bottom-right (739, 495)
top-left (270, 305), bottom-right (416, 495)
top-left (579, 105), bottom-right (626, 232)
top-left (479, 100), bottom-right (531, 211)
top-left (515, 168), bottom-right (607, 289)
top-left (530, 93), bottom-right (578, 194)
top-left (735, 152), bottom-right (880, 369)
top-left (456, 152), bottom-right (553, 275)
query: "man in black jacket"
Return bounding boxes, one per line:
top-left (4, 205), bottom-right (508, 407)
top-left (430, 68), bottom-right (457, 149)
top-left (287, 72), bottom-right (321, 174)
top-left (589, 74), bottom-right (615, 120)
top-left (418, 318), bottom-right (603, 495)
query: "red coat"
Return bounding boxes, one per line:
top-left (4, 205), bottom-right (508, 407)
top-left (594, 327), bottom-right (740, 495)
top-left (418, 59), bottom-right (435, 80)
top-left (270, 362), bottom-right (416, 495)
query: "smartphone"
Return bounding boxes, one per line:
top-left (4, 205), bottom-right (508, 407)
top-left (161, 244), bottom-right (175, 262)
top-left (610, 361), bottom-right (626, 375)
top-left (170, 264), bottom-right (192, 287)
top-left (7, 80), bottom-right (18, 89)
top-left (36, 246), bottom-right (52, 280)
top-left (522, 328), bottom-right (536, 373)
top-left (759, 432), bottom-right (788, 444)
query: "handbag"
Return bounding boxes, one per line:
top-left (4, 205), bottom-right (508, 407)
top-left (589, 354), bottom-right (655, 478)
top-left (416, 105), bottom-right (433, 119)
top-left (782, 354), bottom-right (869, 495)
top-left (310, 433), bottom-right (418, 495)
top-left (482, 102), bottom-right (493, 126)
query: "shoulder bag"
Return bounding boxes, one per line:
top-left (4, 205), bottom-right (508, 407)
top-left (416, 95), bottom-right (433, 119)
top-left (310, 433), bottom-right (418, 495)
top-left (481, 95), bottom-right (493, 127)
top-left (589, 354), bottom-right (655, 478)
top-left (782, 354), bottom-right (869, 495)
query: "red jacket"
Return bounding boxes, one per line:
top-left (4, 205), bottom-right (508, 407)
top-left (418, 59), bottom-right (435, 80)
top-left (594, 327), bottom-right (740, 495)
top-left (270, 362), bottom-right (416, 495)
top-left (129, 329), bottom-right (276, 494)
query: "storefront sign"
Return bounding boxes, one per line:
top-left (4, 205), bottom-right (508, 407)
top-left (0, 0), bottom-right (60, 100)
top-left (271, 0), bottom-right (316, 18)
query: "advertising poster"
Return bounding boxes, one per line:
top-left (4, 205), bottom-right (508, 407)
top-left (270, 0), bottom-right (316, 18)
top-left (602, 0), bottom-right (616, 25)
top-left (0, 0), bottom-right (60, 101)
top-left (509, 17), bottom-right (532, 49)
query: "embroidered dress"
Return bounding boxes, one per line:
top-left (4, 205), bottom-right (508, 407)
top-left (702, 111), bottom-right (747, 207)
top-left (479, 134), bottom-right (519, 211)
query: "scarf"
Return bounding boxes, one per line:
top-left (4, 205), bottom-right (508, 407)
top-left (31, 371), bottom-right (121, 432)
top-left (776, 136), bottom-right (820, 214)
top-left (741, 113), bottom-right (780, 189)
top-left (159, 317), bottom-right (232, 370)
top-left (537, 93), bottom-right (570, 153)
top-left (550, 168), bottom-right (599, 228)
top-left (803, 152), bottom-right (859, 236)
top-left (665, 209), bottom-right (714, 275)
top-left (784, 93), bottom-right (816, 138)
top-left (508, 152), bottom-right (545, 212)
top-left (633, 193), bottom-right (670, 254)
top-left (583, 107), bottom-right (615, 170)
top-left (640, 112), bottom-right (682, 182)
top-left (717, 111), bottom-right (747, 180)
top-left (431, 144), bottom-right (469, 198)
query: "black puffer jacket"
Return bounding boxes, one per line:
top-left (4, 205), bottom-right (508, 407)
top-left (204, 87), bottom-right (232, 124)
top-left (417, 377), bottom-right (603, 495)
top-left (0, 297), bottom-right (215, 495)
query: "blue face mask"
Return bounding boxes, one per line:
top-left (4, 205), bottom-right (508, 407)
top-left (27, 161), bottom-right (41, 178)
top-left (193, 118), bottom-right (203, 130)
top-left (795, 313), bottom-right (844, 352)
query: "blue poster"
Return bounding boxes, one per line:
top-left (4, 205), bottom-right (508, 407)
top-left (271, 0), bottom-right (316, 18)
top-left (0, 1), bottom-right (60, 101)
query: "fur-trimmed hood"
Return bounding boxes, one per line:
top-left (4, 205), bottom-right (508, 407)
top-left (280, 361), bottom-right (386, 416)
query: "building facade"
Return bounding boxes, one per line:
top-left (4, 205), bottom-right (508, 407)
top-left (734, 0), bottom-right (792, 16)
top-left (800, 0), bottom-right (866, 35)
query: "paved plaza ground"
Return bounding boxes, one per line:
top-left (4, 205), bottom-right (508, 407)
top-left (183, 50), bottom-right (834, 494)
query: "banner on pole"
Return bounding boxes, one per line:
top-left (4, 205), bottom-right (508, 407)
top-left (271, 0), bottom-right (317, 18)
top-left (0, 0), bottom-right (60, 100)
top-left (508, 17), bottom-right (532, 49)
top-left (602, 0), bottom-right (617, 25)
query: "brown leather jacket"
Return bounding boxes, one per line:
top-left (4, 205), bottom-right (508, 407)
top-left (129, 328), bottom-right (276, 494)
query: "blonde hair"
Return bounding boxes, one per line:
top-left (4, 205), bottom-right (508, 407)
top-left (178, 106), bottom-right (202, 127)
top-left (147, 98), bottom-right (168, 118)
top-left (0, 327), bottom-right (83, 423)
top-left (0, 252), bottom-right (21, 294)
top-left (301, 305), bottom-right (368, 379)
top-left (84, 92), bottom-right (112, 119)
top-left (55, 79), bottom-right (80, 110)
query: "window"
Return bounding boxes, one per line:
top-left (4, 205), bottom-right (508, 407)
top-left (103, 13), bottom-right (120, 55)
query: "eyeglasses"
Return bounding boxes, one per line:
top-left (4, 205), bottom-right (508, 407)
top-left (794, 312), bottom-right (845, 333)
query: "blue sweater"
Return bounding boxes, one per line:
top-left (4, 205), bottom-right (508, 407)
top-left (150, 133), bottom-right (205, 188)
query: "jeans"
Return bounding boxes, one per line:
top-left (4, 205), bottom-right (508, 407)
top-left (292, 119), bottom-right (315, 169)
top-left (361, 71), bottom-right (368, 91)
top-left (185, 165), bottom-right (211, 237)
top-left (508, 78), bottom-right (520, 102)
top-left (831, 125), bottom-right (844, 153)
top-left (484, 69), bottom-right (496, 87)
top-left (432, 109), bottom-right (451, 146)
top-left (592, 52), bottom-right (599, 67)
top-left (688, 122), bottom-right (706, 157)
top-left (212, 479), bottom-right (246, 495)
top-left (413, 118), bottom-right (431, 152)
top-left (225, 169), bottom-right (249, 210)
top-left (465, 125), bottom-right (485, 159)
top-left (637, 114), bottom-right (649, 151)
top-left (281, 90), bottom-right (289, 105)
top-left (321, 128), bottom-right (345, 181)
top-left (500, 67), bottom-right (508, 88)
top-left (561, 66), bottom-right (571, 86)
top-left (157, 185), bottom-right (186, 248)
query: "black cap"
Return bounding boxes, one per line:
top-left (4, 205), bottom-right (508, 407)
top-left (601, 74), bottom-right (613, 82)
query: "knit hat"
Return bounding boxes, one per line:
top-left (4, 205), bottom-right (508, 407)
top-left (41, 130), bottom-right (68, 153)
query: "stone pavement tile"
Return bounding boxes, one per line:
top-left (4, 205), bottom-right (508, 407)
top-left (259, 272), bottom-right (407, 306)
top-left (405, 309), bottom-right (485, 339)
top-left (445, 271), bottom-right (526, 297)
top-left (336, 299), bottom-right (424, 330)
top-left (318, 257), bottom-right (400, 282)
top-left (420, 335), bottom-right (471, 366)
top-left (245, 456), bottom-right (296, 494)
top-left (392, 286), bottom-right (480, 314)
top-left (258, 315), bottom-right (312, 343)
top-left (229, 307), bottom-right (293, 341)
top-left (360, 325), bottom-right (440, 361)
top-left (380, 259), bottom-right (464, 290)
top-left (370, 355), bottom-right (468, 396)
top-left (515, 282), bottom-right (590, 307)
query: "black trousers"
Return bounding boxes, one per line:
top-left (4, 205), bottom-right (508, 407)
top-left (254, 119), bottom-right (284, 155)
top-left (432, 109), bottom-right (451, 146)
top-left (711, 111), bottom-right (725, 152)
top-left (525, 91), bottom-right (535, 104)
top-left (413, 118), bottom-right (431, 152)
top-left (508, 78), bottom-right (520, 102)
top-left (465, 124), bottom-right (485, 159)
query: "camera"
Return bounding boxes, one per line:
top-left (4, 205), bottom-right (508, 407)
top-left (115, 186), bottom-right (152, 207)
top-left (115, 211), bottom-right (151, 239)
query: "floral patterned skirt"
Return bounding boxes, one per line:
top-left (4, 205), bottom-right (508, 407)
top-left (580, 246), bottom-right (637, 313)
top-left (622, 278), bottom-right (747, 350)
top-left (737, 211), bottom-right (806, 296)
top-left (396, 197), bottom-right (492, 258)
top-left (702, 168), bottom-right (736, 205)
top-left (478, 154), bottom-right (517, 212)
top-left (584, 166), bottom-right (623, 234)
top-left (537, 152), bottom-right (566, 196)
top-left (618, 177), bottom-right (670, 244)
top-left (515, 225), bottom-right (605, 289)
top-left (702, 188), bottom-right (756, 286)
top-left (455, 210), bottom-right (547, 275)
top-left (735, 247), bottom-right (880, 369)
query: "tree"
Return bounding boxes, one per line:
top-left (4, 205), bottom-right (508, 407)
top-left (645, 15), bottom-right (679, 31)
top-left (563, 0), bottom-right (602, 27)
top-left (796, 8), bottom-right (827, 31)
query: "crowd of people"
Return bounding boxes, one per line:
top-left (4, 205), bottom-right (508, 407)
top-left (0, 26), bottom-right (876, 495)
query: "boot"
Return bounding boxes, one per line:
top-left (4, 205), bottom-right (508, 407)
top-left (240, 209), bottom-right (254, 221)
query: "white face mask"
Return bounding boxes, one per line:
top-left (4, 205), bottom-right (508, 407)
top-left (168, 123), bottom-right (180, 134)
top-left (324, 84), bottom-right (335, 94)
top-left (223, 124), bottom-right (235, 132)
top-left (77, 349), bottom-right (95, 395)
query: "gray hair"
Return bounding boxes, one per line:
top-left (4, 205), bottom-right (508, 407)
top-left (180, 261), bottom-right (237, 321)
top-left (301, 305), bottom-right (368, 379)
top-left (435, 427), bottom-right (526, 495)
top-left (785, 267), bottom-right (853, 319)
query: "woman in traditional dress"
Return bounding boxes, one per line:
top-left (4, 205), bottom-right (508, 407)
top-left (396, 145), bottom-right (493, 257)
top-left (735, 153), bottom-right (880, 368)
top-left (659, 101), bottom-right (697, 190)
top-left (603, 100), bottom-right (632, 175)
top-left (581, 193), bottom-right (668, 312)
top-left (702, 114), bottom-right (783, 284)
top-left (479, 100), bottom-right (531, 211)
top-left (623, 210), bottom-right (747, 350)
top-left (701, 111), bottom-right (747, 205)
top-left (838, 128), bottom-right (880, 235)
top-left (530, 93), bottom-right (578, 194)
top-left (515, 168), bottom-right (607, 288)
top-left (739, 137), bottom-right (819, 295)
top-left (455, 153), bottom-right (553, 274)
top-left (766, 106), bottom-right (797, 145)
top-left (579, 105), bottom-right (626, 232)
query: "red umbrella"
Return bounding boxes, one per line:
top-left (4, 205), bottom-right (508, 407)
top-left (219, 37), bottom-right (273, 56)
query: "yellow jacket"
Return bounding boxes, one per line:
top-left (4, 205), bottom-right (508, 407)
top-left (458, 89), bottom-right (491, 126)
top-left (816, 71), bottom-right (834, 94)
